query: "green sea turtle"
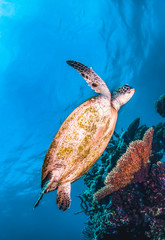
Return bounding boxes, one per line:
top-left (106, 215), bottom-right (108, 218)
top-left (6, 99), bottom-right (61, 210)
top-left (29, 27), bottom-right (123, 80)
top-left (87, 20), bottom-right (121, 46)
top-left (34, 60), bottom-right (135, 211)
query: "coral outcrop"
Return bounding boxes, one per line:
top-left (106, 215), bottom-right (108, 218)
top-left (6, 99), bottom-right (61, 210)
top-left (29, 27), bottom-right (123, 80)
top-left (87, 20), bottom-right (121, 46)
top-left (78, 119), bottom-right (165, 240)
top-left (155, 94), bottom-right (165, 117)
top-left (94, 128), bottom-right (154, 201)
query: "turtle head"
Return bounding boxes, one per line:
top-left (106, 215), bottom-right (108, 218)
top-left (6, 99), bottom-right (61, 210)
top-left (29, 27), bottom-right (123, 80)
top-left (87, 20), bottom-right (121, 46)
top-left (111, 84), bottom-right (135, 111)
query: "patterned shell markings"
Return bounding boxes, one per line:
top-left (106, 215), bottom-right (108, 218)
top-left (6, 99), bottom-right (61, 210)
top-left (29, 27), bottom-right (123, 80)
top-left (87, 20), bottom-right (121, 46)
top-left (41, 95), bottom-right (117, 191)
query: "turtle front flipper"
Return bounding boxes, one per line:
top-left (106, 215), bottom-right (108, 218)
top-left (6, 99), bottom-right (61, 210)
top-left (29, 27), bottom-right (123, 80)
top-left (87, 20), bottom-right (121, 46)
top-left (56, 182), bottom-right (71, 211)
top-left (66, 60), bottom-right (111, 99)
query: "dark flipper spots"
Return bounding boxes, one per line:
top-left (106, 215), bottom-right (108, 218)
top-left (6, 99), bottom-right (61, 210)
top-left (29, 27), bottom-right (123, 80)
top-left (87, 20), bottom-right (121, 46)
top-left (56, 182), bottom-right (71, 211)
top-left (66, 60), bottom-right (111, 99)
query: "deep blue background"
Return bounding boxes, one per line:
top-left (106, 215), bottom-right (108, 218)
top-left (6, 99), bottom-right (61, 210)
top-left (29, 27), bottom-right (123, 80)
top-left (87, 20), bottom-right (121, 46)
top-left (0, 1), bottom-right (165, 239)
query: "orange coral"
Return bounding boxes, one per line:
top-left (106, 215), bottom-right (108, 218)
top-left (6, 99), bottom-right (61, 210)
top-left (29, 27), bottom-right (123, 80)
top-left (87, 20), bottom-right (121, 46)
top-left (94, 128), bottom-right (154, 201)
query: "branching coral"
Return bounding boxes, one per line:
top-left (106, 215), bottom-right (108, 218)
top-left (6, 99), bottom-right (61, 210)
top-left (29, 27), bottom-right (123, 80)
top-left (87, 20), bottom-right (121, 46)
top-left (94, 128), bottom-right (154, 201)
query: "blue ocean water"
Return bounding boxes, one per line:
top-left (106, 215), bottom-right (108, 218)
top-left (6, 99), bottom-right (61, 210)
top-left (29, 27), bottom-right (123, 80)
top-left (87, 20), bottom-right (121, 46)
top-left (0, 1), bottom-right (165, 239)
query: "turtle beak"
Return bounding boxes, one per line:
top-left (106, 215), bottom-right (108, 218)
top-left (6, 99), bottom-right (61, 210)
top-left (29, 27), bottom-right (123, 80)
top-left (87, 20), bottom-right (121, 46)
top-left (130, 88), bottom-right (135, 96)
top-left (129, 87), bottom-right (135, 93)
top-left (132, 88), bottom-right (135, 93)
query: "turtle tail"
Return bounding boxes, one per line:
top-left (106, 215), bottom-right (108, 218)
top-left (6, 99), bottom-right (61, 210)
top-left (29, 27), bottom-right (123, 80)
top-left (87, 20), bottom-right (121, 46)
top-left (34, 179), bottom-right (50, 208)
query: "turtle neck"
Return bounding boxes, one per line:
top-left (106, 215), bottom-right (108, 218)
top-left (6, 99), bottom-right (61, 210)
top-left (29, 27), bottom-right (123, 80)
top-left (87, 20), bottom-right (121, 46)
top-left (111, 97), bottom-right (121, 111)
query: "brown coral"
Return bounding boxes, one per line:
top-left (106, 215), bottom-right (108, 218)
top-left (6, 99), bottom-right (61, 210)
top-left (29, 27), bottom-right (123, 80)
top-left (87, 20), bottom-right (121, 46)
top-left (94, 128), bottom-right (154, 201)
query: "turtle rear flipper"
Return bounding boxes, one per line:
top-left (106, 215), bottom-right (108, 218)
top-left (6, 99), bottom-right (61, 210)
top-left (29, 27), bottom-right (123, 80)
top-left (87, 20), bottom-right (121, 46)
top-left (56, 182), bottom-right (71, 211)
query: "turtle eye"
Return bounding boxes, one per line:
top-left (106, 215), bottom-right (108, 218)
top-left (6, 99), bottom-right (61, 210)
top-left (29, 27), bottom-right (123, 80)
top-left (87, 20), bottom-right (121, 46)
top-left (124, 84), bottom-right (131, 90)
top-left (114, 84), bottom-right (132, 95)
top-left (123, 84), bottom-right (132, 92)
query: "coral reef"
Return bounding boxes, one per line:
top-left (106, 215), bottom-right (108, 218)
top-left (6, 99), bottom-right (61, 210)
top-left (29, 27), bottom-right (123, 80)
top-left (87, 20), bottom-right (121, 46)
top-left (155, 94), bottom-right (165, 117)
top-left (94, 128), bottom-right (153, 201)
top-left (78, 119), bottom-right (165, 240)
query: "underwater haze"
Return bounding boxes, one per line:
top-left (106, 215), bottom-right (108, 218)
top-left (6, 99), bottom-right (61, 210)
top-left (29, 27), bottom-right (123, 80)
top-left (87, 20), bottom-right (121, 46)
top-left (0, 0), bottom-right (165, 240)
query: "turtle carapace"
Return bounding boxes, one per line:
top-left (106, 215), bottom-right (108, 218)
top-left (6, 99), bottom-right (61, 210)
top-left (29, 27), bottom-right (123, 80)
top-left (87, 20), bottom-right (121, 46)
top-left (34, 60), bottom-right (135, 211)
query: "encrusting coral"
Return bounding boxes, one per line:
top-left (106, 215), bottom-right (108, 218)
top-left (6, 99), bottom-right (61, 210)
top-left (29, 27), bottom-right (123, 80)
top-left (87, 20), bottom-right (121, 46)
top-left (94, 128), bottom-right (154, 201)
